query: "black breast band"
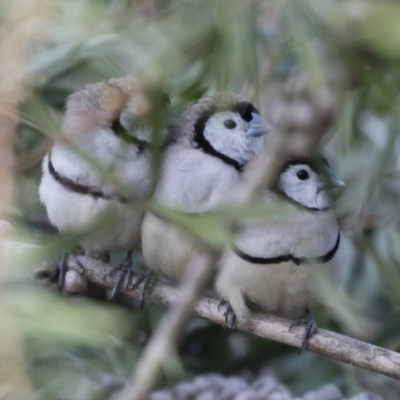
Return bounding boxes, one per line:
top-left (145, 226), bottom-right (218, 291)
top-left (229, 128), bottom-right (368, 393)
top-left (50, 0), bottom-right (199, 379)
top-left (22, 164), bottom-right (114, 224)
top-left (233, 232), bottom-right (341, 266)
top-left (47, 153), bottom-right (128, 203)
top-left (110, 119), bottom-right (148, 151)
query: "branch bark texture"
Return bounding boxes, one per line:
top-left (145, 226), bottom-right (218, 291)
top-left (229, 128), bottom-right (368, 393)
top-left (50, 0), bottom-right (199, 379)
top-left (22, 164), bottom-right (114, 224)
top-left (66, 255), bottom-right (400, 382)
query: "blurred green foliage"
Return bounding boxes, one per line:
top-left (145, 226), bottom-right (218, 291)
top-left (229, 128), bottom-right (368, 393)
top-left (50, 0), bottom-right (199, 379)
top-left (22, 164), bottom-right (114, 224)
top-left (4, 0), bottom-right (400, 398)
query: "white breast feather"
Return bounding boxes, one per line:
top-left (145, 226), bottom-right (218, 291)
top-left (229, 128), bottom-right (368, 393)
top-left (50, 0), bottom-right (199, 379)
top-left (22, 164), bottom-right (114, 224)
top-left (39, 127), bottom-right (152, 252)
top-left (216, 208), bottom-right (343, 322)
top-left (142, 144), bottom-right (241, 279)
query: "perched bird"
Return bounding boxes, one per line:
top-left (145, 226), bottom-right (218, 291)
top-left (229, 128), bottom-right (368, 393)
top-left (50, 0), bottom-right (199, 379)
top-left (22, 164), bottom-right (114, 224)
top-left (215, 155), bottom-right (344, 349)
top-left (39, 76), bottom-right (170, 297)
top-left (141, 92), bottom-right (271, 284)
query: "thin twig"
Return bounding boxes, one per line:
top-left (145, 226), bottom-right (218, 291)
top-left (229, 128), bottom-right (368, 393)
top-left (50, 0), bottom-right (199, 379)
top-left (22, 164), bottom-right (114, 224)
top-left (66, 255), bottom-right (400, 382)
top-left (119, 250), bottom-right (220, 400)
top-left (127, 252), bottom-right (219, 397)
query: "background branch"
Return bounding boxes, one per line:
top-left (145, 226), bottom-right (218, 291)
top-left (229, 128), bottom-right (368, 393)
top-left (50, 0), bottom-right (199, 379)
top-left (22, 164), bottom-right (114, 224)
top-left (66, 255), bottom-right (400, 382)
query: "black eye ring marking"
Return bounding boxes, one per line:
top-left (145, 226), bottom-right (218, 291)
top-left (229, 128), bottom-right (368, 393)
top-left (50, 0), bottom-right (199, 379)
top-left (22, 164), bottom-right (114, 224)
top-left (223, 119), bottom-right (237, 129)
top-left (193, 101), bottom-right (258, 172)
top-left (296, 169), bottom-right (309, 180)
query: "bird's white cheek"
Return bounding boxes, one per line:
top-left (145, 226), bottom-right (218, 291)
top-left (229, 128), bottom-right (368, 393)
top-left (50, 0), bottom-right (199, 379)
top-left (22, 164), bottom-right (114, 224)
top-left (316, 191), bottom-right (331, 209)
top-left (248, 136), bottom-right (265, 155)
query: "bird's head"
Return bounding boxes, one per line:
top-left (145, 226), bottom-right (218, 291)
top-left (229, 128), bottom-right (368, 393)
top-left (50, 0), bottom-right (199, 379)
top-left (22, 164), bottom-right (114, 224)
top-left (278, 155), bottom-right (344, 210)
top-left (172, 92), bottom-right (271, 171)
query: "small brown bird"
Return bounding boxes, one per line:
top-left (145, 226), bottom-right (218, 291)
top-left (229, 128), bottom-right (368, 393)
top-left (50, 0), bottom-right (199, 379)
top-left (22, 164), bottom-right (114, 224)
top-left (39, 76), bottom-right (170, 297)
top-left (141, 92), bottom-right (271, 284)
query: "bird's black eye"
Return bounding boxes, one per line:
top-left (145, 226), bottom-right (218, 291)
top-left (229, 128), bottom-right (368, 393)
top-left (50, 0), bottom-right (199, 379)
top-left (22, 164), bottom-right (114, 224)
top-left (223, 119), bottom-right (237, 129)
top-left (296, 169), bottom-right (309, 180)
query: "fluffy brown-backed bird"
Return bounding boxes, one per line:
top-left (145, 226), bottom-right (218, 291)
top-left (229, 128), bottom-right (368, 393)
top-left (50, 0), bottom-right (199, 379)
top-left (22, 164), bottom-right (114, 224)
top-left (141, 93), bottom-right (271, 284)
top-left (40, 76), bottom-right (170, 297)
top-left (216, 155), bottom-right (344, 349)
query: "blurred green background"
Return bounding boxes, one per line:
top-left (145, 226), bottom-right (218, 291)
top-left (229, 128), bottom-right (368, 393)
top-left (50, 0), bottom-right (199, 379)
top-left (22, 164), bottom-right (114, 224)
top-left (3, 0), bottom-right (400, 398)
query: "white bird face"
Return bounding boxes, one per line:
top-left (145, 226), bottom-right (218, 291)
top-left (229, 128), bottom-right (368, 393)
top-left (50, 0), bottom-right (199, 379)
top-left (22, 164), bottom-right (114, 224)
top-left (203, 111), bottom-right (264, 166)
top-left (194, 102), bottom-right (271, 170)
top-left (279, 159), bottom-right (344, 210)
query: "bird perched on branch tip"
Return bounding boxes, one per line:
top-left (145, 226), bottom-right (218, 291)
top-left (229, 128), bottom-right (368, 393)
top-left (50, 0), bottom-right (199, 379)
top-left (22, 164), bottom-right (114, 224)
top-left (40, 75), bottom-right (172, 299)
top-left (141, 92), bottom-right (271, 295)
top-left (216, 154), bottom-right (344, 350)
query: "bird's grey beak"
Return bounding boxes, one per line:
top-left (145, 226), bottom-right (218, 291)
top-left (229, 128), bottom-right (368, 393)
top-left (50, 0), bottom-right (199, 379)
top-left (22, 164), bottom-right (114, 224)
top-left (246, 113), bottom-right (271, 138)
top-left (318, 166), bottom-right (345, 191)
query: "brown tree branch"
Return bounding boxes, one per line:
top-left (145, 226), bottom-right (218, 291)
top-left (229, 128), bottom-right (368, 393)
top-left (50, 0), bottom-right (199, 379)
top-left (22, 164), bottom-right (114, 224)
top-left (65, 255), bottom-right (400, 382)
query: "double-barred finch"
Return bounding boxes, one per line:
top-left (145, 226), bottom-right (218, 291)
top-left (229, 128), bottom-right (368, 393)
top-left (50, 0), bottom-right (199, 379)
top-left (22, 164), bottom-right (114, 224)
top-left (39, 76), bottom-right (170, 297)
top-left (215, 155), bottom-right (345, 349)
top-left (141, 92), bottom-right (271, 282)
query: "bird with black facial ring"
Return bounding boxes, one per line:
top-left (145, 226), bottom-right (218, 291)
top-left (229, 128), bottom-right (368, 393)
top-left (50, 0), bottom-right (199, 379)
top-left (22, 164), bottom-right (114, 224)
top-left (40, 76), bottom-right (172, 299)
top-left (216, 154), bottom-right (345, 350)
top-left (141, 92), bottom-right (271, 299)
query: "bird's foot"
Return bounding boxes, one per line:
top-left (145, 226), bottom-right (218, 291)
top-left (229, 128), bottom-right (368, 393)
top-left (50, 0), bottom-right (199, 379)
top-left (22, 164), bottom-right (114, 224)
top-left (105, 251), bottom-right (144, 301)
top-left (139, 272), bottom-right (155, 311)
top-left (289, 308), bottom-right (318, 353)
top-left (218, 299), bottom-right (237, 331)
top-left (59, 252), bottom-right (108, 299)
top-left (217, 298), bottom-right (227, 311)
top-left (57, 252), bottom-right (69, 291)
top-left (55, 251), bottom-right (86, 292)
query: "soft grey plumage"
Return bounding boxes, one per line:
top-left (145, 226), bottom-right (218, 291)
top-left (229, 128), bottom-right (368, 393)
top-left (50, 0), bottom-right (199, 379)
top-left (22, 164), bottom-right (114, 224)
top-left (215, 155), bottom-right (344, 335)
top-left (141, 92), bottom-right (271, 281)
top-left (39, 76), bottom-right (169, 292)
